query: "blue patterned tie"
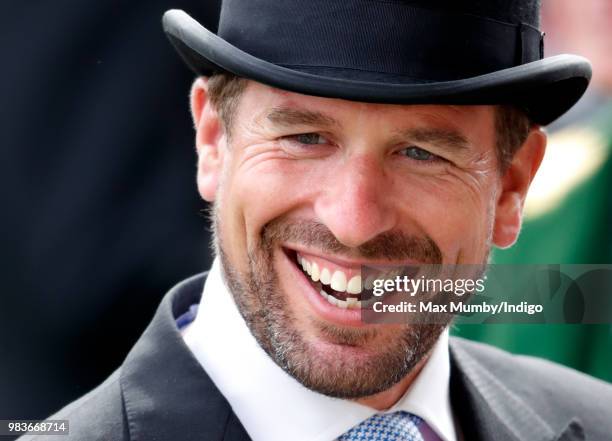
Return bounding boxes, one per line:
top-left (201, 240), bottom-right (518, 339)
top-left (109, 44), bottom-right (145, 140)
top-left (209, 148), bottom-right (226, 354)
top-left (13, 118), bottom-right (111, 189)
top-left (338, 411), bottom-right (425, 441)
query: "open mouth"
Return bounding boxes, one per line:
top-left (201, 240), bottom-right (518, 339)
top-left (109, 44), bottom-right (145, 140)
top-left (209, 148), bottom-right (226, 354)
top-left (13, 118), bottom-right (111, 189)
top-left (284, 248), bottom-right (420, 314)
top-left (289, 250), bottom-right (369, 309)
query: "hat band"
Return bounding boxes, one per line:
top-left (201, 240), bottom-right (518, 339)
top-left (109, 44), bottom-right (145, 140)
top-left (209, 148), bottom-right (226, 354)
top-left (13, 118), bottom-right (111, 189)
top-left (218, 0), bottom-right (544, 82)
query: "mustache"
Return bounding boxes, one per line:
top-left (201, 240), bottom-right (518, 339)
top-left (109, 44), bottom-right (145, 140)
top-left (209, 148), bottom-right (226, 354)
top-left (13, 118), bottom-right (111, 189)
top-left (260, 218), bottom-right (442, 264)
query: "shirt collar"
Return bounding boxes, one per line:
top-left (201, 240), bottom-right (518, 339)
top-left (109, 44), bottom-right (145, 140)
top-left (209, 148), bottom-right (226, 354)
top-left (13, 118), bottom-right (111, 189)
top-left (183, 258), bottom-right (456, 441)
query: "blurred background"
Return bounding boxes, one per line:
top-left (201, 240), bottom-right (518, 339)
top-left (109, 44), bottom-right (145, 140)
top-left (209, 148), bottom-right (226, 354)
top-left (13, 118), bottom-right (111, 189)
top-left (0, 0), bottom-right (220, 427)
top-left (1, 0), bottom-right (610, 433)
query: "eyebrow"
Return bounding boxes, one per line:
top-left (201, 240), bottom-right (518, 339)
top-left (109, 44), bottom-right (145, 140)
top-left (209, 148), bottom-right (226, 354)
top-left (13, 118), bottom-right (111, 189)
top-left (264, 106), bottom-right (470, 152)
top-left (396, 127), bottom-right (470, 152)
top-left (265, 106), bottom-right (340, 129)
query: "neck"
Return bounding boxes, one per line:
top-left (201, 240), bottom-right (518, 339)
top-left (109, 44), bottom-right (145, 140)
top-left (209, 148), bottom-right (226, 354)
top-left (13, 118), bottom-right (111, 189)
top-left (353, 351), bottom-right (431, 410)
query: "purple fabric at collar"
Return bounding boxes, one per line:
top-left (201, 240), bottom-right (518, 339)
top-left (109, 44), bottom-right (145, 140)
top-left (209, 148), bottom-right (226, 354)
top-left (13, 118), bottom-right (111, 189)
top-left (176, 304), bottom-right (199, 330)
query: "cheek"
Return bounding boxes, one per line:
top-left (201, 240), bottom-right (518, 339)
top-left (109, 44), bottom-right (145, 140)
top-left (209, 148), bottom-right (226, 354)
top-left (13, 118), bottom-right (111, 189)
top-left (218, 155), bottom-right (316, 260)
top-left (395, 172), bottom-right (497, 262)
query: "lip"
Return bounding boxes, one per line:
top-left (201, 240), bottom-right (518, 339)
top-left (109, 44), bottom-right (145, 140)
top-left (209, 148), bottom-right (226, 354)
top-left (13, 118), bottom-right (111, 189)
top-left (281, 247), bottom-right (366, 328)
top-left (283, 244), bottom-right (423, 269)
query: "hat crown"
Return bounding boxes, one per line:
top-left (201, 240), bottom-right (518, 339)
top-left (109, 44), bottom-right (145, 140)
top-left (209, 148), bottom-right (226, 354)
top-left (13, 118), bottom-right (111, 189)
top-left (216, 0), bottom-right (544, 82)
top-left (391, 0), bottom-right (541, 27)
top-left (218, 0), bottom-right (542, 27)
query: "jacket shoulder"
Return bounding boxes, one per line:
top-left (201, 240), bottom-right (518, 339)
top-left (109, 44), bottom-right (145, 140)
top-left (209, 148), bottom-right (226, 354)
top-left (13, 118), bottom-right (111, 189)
top-left (450, 336), bottom-right (612, 432)
top-left (18, 369), bottom-right (128, 441)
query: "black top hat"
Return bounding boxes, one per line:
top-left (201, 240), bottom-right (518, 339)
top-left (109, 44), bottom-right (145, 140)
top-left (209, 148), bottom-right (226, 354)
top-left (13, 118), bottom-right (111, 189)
top-left (162, 0), bottom-right (591, 125)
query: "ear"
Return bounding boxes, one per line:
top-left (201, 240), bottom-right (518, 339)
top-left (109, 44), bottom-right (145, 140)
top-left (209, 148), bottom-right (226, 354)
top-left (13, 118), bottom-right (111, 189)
top-left (190, 77), bottom-right (223, 202)
top-left (492, 127), bottom-right (547, 248)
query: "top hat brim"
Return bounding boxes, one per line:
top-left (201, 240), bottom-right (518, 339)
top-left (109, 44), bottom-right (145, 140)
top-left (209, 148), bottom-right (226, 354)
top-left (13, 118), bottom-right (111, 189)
top-left (163, 9), bottom-right (592, 125)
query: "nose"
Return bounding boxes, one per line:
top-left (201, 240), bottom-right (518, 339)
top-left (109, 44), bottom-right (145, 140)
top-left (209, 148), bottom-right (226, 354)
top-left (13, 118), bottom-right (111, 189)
top-left (314, 155), bottom-right (398, 248)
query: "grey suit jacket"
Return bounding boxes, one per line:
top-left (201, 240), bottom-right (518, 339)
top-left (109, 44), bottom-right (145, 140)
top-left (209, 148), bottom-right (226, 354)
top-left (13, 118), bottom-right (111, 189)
top-left (20, 273), bottom-right (612, 441)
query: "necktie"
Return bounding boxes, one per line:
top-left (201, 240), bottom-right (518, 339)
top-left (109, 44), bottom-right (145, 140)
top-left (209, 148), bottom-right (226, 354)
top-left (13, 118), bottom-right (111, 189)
top-left (338, 411), bottom-right (425, 441)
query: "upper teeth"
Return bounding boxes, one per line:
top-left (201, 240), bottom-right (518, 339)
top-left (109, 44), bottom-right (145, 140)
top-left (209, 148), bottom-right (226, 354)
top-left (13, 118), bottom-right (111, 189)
top-left (320, 267), bottom-right (331, 285)
top-left (298, 255), bottom-right (361, 294)
top-left (330, 271), bottom-right (347, 291)
top-left (310, 262), bottom-right (320, 281)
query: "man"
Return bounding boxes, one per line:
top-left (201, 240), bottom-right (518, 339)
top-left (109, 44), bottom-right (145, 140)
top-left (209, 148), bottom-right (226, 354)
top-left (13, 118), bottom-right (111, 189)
top-left (20, 1), bottom-right (612, 440)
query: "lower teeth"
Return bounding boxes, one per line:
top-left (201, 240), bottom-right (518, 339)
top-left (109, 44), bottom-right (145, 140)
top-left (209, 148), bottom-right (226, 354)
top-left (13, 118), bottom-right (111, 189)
top-left (319, 289), bottom-right (361, 309)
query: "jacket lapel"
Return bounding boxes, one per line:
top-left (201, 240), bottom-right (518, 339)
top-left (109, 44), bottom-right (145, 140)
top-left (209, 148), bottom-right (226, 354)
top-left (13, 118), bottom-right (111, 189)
top-left (449, 339), bottom-right (585, 441)
top-left (119, 273), bottom-right (251, 441)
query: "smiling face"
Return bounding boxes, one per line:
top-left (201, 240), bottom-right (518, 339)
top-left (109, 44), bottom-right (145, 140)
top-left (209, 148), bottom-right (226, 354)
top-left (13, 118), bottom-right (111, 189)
top-left (191, 79), bottom-right (545, 402)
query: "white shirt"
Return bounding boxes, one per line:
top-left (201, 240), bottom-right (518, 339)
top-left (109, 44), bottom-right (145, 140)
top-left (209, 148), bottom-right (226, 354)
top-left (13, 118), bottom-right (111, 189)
top-left (183, 258), bottom-right (457, 441)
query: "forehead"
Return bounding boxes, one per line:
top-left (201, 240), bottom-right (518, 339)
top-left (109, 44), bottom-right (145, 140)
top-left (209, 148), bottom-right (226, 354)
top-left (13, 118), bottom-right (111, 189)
top-left (235, 80), bottom-right (497, 143)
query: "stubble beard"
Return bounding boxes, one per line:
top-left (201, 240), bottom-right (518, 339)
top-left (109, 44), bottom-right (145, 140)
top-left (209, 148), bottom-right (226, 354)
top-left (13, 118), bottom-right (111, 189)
top-left (213, 209), bottom-right (453, 399)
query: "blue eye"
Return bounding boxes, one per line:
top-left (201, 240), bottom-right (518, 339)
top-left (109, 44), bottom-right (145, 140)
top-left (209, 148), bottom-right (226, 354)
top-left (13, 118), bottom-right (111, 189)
top-left (402, 146), bottom-right (436, 161)
top-left (294, 133), bottom-right (328, 145)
